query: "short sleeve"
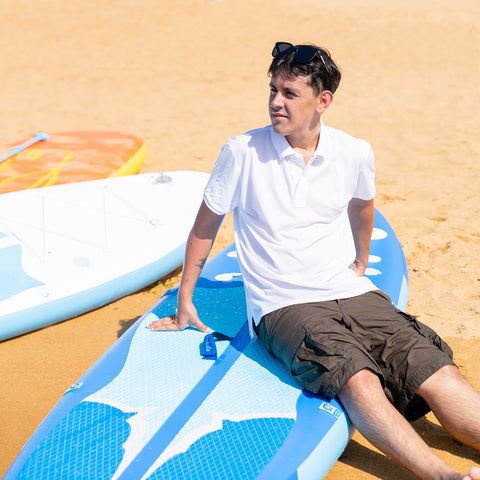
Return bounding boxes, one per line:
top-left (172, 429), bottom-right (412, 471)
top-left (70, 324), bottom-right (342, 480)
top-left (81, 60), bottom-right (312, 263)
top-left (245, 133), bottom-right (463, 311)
top-left (203, 142), bottom-right (242, 215)
top-left (353, 143), bottom-right (376, 200)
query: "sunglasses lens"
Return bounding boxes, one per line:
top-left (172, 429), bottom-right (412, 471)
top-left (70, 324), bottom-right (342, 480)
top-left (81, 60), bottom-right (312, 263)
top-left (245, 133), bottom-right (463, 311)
top-left (272, 42), bottom-right (294, 58)
top-left (294, 45), bottom-right (319, 64)
top-left (272, 43), bottom-right (321, 64)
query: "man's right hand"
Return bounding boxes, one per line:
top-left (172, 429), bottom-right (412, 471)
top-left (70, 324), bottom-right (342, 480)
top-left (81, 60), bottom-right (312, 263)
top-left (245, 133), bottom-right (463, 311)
top-left (147, 301), bottom-right (211, 333)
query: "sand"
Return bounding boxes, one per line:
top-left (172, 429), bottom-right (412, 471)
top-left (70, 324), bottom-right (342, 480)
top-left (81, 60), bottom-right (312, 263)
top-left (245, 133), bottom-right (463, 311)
top-left (1, 0), bottom-right (479, 477)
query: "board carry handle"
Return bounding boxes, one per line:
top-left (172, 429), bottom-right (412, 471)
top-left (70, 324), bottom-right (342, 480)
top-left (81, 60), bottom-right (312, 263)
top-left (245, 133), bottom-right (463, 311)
top-left (0, 132), bottom-right (49, 164)
top-left (200, 331), bottom-right (233, 359)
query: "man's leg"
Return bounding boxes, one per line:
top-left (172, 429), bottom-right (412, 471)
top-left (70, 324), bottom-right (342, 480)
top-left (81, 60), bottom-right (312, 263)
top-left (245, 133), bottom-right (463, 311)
top-left (417, 365), bottom-right (480, 451)
top-left (337, 368), bottom-right (480, 480)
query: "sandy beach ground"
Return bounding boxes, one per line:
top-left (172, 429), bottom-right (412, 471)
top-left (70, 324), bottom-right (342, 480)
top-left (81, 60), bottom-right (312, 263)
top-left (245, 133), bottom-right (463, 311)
top-left (1, 0), bottom-right (479, 478)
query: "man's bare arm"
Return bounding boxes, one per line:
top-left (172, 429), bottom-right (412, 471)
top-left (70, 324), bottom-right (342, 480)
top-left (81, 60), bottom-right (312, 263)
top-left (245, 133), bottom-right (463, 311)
top-left (348, 197), bottom-right (374, 276)
top-left (148, 200), bottom-right (224, 331)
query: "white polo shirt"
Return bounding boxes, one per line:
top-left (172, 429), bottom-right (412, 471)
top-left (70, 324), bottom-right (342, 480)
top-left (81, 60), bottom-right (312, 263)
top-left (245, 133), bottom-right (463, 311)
top-left (204, 122), bottom-right (377, 328)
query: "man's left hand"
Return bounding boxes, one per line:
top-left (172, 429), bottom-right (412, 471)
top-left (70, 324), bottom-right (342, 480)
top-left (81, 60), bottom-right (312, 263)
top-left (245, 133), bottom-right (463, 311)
top-left (349, 258), bottom-right (367, 276)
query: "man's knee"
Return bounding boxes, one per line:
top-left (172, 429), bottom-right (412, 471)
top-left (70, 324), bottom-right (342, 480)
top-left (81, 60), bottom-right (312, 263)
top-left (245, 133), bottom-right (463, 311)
top-left (339, 368), bottom-right (383, 397)
top-left (416, 364), bottom-right (461, 397)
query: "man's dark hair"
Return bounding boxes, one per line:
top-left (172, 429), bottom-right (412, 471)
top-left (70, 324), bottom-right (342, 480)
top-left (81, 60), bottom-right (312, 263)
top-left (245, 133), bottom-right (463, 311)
top-left (268, 44), bottom-right (341, 95)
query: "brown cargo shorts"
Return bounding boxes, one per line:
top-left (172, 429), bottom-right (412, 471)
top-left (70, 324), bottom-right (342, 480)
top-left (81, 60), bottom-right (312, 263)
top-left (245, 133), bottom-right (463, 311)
top-left (254, 290), bottom-right (455, 421)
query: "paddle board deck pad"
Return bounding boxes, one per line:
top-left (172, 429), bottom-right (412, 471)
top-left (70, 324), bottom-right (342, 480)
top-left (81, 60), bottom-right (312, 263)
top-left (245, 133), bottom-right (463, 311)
top-left (5, 209), bottom-right (408, 479)
top-left (0, 131), bottom-right (146, 193)
top-left (0, 171), bottom-right (209, 341)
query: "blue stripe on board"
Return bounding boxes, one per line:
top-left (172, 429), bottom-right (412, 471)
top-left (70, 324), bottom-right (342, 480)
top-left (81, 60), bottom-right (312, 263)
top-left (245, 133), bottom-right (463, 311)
top-left (116, 321), bottom-right (252, 480)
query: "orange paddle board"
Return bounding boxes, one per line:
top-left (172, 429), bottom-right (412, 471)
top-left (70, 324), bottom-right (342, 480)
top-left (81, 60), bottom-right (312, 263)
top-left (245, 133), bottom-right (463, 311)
top-left (0, 131), bottom-right (146, 194)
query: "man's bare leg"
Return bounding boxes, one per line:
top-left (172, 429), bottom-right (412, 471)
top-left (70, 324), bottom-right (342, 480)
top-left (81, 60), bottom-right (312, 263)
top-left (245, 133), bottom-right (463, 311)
top-left (417, 365), bottom-right (480, 451)
top-left (337, 368), bottom-right (480, 480)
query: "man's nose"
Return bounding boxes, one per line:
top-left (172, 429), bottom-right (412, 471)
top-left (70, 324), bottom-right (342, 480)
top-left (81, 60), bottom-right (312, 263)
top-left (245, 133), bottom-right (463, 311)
top-left (270, 92), bottom-right (283, 108)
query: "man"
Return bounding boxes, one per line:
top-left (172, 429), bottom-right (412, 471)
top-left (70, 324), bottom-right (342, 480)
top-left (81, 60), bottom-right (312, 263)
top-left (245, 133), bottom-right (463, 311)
top-left (149, 42), bottom-right (480, 480)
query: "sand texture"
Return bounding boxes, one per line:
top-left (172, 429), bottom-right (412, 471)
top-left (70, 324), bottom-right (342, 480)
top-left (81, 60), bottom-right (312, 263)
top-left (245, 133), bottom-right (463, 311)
top-left (1, 0), bottom-right (479, 477)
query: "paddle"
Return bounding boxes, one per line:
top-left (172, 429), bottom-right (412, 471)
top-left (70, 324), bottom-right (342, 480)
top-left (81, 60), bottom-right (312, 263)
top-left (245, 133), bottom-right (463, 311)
top-left (0, 132), bottom-right (49, 164)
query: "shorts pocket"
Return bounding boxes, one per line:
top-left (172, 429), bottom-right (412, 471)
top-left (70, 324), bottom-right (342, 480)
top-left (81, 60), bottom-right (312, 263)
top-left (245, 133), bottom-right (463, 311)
top-left (255, 311), bottom-right (307, 372)
top-left (400, 312), bottom-right (454, 359)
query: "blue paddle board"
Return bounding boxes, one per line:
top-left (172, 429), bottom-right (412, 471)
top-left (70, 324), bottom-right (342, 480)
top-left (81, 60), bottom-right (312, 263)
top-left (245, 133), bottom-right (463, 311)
top-left (4, 209), bottom-right (408, 479)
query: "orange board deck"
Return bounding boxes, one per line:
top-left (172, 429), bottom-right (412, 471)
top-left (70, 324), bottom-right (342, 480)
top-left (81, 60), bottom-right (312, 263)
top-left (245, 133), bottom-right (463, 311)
top-left (0, 131), bottom-right (146, 194)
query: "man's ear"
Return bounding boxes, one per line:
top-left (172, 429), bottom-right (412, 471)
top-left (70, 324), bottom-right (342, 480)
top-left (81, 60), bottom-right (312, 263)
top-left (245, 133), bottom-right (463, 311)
top-left (316, 90), bottom-right (333, 114)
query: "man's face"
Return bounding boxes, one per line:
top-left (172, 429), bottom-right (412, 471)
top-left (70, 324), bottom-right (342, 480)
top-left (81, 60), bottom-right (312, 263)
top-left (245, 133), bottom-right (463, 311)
top-left (268, 73), bottom-right (321, 140)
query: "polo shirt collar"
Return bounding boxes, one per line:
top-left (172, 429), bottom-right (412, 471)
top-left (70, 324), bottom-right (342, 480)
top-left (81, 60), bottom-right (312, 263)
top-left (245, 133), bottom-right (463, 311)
top-left (269, 120), bottom-right (329, 162)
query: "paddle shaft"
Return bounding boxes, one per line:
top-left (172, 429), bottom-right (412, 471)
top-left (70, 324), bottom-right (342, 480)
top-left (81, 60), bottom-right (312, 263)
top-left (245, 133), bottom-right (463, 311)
top-left (0, 132), bottom-right (49, 164)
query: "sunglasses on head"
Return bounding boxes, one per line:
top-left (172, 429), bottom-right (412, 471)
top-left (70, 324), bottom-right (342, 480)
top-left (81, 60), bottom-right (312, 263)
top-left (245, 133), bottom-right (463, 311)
top-left (272, 42), bottom-right (326, 66)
